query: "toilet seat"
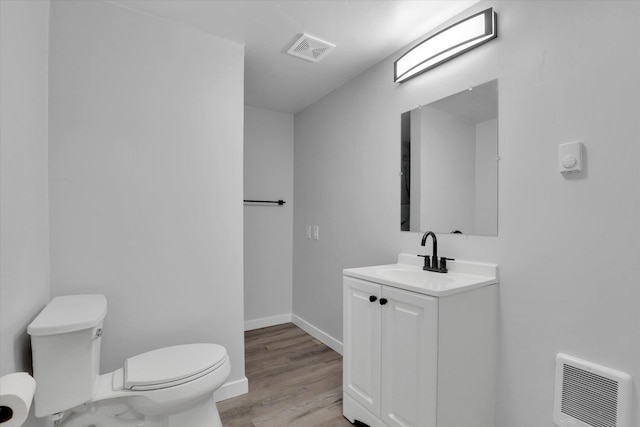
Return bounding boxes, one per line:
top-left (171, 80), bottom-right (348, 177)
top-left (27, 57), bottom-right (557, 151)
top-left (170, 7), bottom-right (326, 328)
top-left (124, 343), bottom-right (227, 391)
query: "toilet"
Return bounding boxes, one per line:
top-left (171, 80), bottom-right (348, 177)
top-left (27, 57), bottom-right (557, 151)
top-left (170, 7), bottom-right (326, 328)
top-left (27, 294), bottom-right (231, 427)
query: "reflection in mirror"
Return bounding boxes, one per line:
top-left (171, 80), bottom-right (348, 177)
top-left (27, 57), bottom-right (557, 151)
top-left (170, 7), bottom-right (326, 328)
top-left (400, 80), bottom-right (498, 236)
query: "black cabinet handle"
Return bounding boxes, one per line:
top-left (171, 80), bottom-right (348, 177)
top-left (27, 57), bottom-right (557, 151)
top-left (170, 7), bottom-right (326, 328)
top-left (379, 298), bottom-right (388, 305)
top-left (369, 295), bottom-right (378, 303)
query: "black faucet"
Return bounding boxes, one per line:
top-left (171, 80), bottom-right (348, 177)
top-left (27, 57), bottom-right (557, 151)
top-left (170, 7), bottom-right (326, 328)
top-left (419, 231), bottom-right (454, 273)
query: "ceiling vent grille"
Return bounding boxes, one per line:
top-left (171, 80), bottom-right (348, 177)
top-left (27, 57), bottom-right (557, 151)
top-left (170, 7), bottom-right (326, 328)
top-left (287, 33), bottom-right (335, 63)
top-left (554, 353), bottom-right (632, 427)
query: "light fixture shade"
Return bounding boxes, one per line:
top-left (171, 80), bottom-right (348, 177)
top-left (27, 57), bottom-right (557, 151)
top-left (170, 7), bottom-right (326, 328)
top-left (394, 8), bottom-right (497, 83)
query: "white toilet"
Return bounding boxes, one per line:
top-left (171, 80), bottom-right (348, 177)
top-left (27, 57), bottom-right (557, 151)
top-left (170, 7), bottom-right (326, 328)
top-left (28, 294), bottom-right (231, 427)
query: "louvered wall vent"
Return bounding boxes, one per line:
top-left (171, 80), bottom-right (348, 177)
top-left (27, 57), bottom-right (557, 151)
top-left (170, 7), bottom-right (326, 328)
top-left (554, 353), bottom-right (632, 427)
top-left (286, 34), bottom-right (335, 62)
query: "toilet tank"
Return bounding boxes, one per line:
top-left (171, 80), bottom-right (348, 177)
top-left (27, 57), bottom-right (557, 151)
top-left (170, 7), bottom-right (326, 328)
top-left (28, 294), bottom-right (107, 417)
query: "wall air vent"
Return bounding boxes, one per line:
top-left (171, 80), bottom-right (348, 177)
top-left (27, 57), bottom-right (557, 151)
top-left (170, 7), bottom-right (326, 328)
top-left (554, 353), bottom-right (632, 427)
top-left (286, 33), bottom-right (335, 62)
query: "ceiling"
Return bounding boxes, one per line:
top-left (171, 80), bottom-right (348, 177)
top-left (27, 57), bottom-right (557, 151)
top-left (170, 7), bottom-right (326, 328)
top-left (110, 0), bottom-right (479, 114)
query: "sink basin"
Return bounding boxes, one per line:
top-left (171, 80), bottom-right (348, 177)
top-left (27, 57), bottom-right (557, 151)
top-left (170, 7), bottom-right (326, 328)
top-left (377, 268), bottom-right (454, 288)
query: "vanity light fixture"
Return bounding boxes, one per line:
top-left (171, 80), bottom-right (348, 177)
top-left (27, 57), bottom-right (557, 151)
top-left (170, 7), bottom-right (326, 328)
top-left (394, 8), bottom-right (497, 83)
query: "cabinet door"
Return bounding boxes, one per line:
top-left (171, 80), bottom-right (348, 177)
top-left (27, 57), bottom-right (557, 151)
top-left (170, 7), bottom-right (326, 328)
top-left (380, 286), bottom-right (438, 427)
top-left (343, 276), bottom-right (382, 416)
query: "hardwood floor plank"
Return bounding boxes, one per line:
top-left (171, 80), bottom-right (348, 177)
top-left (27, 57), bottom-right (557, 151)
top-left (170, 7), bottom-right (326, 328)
top-left (219, 323), bottom-right (353, 427)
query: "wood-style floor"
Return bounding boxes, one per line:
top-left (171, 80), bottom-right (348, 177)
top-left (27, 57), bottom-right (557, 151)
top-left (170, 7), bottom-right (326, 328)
top-left (218, 323), bottom-right (354, 427)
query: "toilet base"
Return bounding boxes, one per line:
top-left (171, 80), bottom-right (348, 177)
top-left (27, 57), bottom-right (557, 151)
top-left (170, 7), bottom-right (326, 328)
top-left (60, 395), bottom-right (223, 427)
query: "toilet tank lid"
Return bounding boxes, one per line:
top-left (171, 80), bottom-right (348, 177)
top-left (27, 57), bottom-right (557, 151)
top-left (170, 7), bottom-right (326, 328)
top-left (28, 294), bottom-right (107, 336)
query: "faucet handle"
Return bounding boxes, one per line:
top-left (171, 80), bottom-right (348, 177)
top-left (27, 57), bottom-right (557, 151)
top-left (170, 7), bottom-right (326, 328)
top-left (417, 254), bottom-right (431, 269)
top-left (439, 257), bottom-right (455, 272)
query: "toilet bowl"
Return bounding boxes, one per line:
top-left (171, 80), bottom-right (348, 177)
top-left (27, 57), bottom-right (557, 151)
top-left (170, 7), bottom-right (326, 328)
top-left (28, 295), bottom-right (231, 427)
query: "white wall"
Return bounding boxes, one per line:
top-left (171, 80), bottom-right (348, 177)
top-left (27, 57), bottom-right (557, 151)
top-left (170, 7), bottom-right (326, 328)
top-left (244, 106), bottom-right (293, 329)
top-left (48, 0), bottom-right (247, 394)
top-left (0, 1), bottom-right (51, 425)
top-left (293, 1), bottom-right (640, 425)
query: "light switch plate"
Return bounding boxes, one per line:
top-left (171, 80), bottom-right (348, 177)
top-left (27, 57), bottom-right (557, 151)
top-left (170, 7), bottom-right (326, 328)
top-left (559, 142), bottom-right (583, 174)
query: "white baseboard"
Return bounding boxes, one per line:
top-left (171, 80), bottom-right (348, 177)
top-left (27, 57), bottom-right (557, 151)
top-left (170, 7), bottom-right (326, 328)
top-left (244, 313), bottom-right (292, 331)
top-left (214, 376), bottom-right (248, 402)
top-left (243, 313), bottom-right (343, 355)
top-left (292, 314), bottom-right (343, 355)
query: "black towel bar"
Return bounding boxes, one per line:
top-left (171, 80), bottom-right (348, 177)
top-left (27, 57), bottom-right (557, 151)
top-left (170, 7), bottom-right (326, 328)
top-left (243, 199), bottom-right (286, 205)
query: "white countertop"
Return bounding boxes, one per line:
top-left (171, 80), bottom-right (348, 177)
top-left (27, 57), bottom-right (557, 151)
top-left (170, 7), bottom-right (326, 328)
top-left (343, 254), bottom-right (498, 297)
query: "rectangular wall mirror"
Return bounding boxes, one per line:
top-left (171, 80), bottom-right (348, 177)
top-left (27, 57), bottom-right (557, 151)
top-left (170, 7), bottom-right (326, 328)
top-left (400, 79), bottom-right (498, 236)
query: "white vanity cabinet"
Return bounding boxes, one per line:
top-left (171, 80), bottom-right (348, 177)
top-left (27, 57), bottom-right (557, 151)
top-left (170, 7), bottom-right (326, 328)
top-left (343, 259), bottom-right (498, 427)
top-left (343, 277), bottom-right (438, 427)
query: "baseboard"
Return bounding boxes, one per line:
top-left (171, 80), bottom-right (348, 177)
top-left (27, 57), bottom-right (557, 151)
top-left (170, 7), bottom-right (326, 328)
top-left (214, 376), bottom-right (248, 402)
top-left (244, 313), bottom-right (292, 331)
top-left (243, 312), bottom-right (343, 355)
top-left (291, 314), bottom-right (343, 355)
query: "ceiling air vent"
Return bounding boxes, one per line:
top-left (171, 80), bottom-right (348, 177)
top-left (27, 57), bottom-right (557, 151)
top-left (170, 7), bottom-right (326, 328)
top-left (554, 353), bottom-right (632, 427)
top-left (287, 33), bottom-right (335, 63)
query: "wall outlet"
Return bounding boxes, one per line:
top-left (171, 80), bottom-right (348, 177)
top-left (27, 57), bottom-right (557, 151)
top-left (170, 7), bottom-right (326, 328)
top-left (312, 225), bottom-right (319, 240)
top-left (305, 225), bottom-right (312, 239)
